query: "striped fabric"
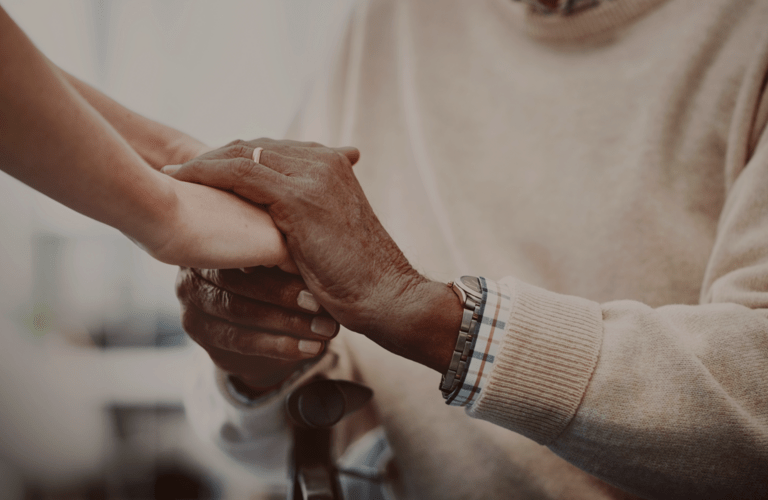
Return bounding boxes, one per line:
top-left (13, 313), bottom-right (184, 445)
top-left (447, 278), bottom-right (512, 407)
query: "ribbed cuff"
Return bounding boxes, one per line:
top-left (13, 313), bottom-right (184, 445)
top-left (467, 278), bottom-right (603, 445)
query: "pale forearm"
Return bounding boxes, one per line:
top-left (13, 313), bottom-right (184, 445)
top-left (0, 7), bottom-right (174, 249)
top-left (59, 70), bottom-right (209, 169)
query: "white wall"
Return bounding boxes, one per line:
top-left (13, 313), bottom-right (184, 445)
top-left (0, 0), bottom-right (352, 489)
top-left (1, 0), bottom-right (352, 323)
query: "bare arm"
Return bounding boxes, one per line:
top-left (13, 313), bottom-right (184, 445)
top-left (0, 6), bottom-right (290, 270)
top-left (0, 6), bottom-right (174, 249)
top-left (59, 71), bottom-right (209, 169)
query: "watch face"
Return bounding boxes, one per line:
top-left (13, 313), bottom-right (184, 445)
top-left (459, 276), bottom-right (482, 295)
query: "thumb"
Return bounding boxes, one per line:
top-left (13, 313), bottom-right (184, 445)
top-left (334, 147), bottom-right (360, 166)
top-left (276, 254), bottom-right (300, 275)
top-left (161, 157), bottom-right (287, 206)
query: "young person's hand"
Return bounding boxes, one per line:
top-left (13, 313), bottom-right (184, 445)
top-left (143, 173), bottom-right (294, 271)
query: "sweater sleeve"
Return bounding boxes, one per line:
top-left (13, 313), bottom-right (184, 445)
top-left (468, 139), bottom-right (768, 499)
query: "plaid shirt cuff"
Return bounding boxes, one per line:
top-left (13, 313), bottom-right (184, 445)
top-left (446, 277), bottom-right (512, 408)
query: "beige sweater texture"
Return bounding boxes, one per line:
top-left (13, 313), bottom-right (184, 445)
top-left (285, 0), bottom-right (768, 498)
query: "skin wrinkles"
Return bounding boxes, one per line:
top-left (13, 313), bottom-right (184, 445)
top-left (168, 139), bottom-right (463, 378)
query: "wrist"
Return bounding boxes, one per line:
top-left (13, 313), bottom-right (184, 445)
top-left (227, 374), bottom-right (284, 402)
top-left (166, 135), bottom-right (210, 165)
top-left (366, 277), bottom-right (463, 373)
top-left (140, 129), bottom-right (208, 170)
top-left (223, 358), bottom-right (320, 404)
top-left (122, 170), bottom-right (180, 258)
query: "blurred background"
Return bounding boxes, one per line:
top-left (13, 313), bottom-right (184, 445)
top-left (0, 1), bottom-right (352, 498)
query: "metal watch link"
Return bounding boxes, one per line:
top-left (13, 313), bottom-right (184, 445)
top-left (440, 276), bottom-right (484, 399)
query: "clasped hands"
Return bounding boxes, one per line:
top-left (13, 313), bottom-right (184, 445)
top-left (166, 139), bottom-right (462, 393)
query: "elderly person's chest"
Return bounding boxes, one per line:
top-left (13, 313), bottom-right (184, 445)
top-left (347, 0), bottom-right (767, 306)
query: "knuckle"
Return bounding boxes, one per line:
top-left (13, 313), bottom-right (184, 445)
top-left (181, 159), bottom-right (204, 176)
top-left (231, 158), bottom-right (255, 179)
top-left (262, 278), bottom-right (300, 308)
top-left (175, 268), bottom-right (198, 302)
top-left (222, 293), bottom-right (262, 324)
top-left (196, 268), bottom-right (239, 292)
top-left (211, 285), bottom-right (234, 317)
top-left (179, 304), bottom-right (204, 337)
top-left (230, 329), bottom-right (272, 357)
top-left (270, 335), bottom-right (294, 357)
top-left (226, 144), bottom-right (251, 159)
top-left (220, 322), bottom-right (246, 353)
top-left (194, 268), bottom-right (220, 285)
top-left (184, 272), bottom-right (239, 320)
top-left (277, 310), bottom-right (306, 334)
top-left (199, 267), bottom-right (270, 304)
top-left (246, 137), bottom-right (271, 149)
top-left (335, 150), bottom-right (351, 166)
top-left (188, 278), bottom-right (217, 309)
top-left (226, 139), bottom-right (246, 147)
top-left (277, 286), bottom-right (302, 309)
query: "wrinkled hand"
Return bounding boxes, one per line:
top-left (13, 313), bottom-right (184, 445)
top-left (166, 139), bottom-right (460, 373)
top-left (176, 266), bottom-right (339, 391)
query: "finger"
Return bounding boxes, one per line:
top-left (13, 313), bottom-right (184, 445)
top-left (183, 273), bottom-right (339, 340)
top-left (334, 146), bottom-right (360, 166)
top-left (258, 150), bottom-right (338, 182)
top-left (252, 146), bottom-right (263, 163)
top-left (177, 268), bottom-right (340, 339)
top-left (188, 267), bottom-right (320, 313)
top-left (243, 139), bottom-right (359, 167)
top-left (180, 303), bottom-right (325, 359)
top-left (245, 139), bottom-right (336, 161)
top-left (165, 157), bottom-right (289, 205)
top-left (257, 149), bottom-right (317, 174)
top-left (214, 143), bottom-right (257, 161)
top-left (276, 254), bottom-right (300, 275)
top-left (245, 138), bottom-right (326, 149)
top-left (181, 142), bottom-right (257, 163)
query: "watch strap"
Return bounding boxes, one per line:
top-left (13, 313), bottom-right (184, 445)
top-left (447, 278), bottom-right (513, 408)
top-left (440, 276), bottom-right (483, 399)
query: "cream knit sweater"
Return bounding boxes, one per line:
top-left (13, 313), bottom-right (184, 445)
top-left (193, 0), bottom-right (768, 498)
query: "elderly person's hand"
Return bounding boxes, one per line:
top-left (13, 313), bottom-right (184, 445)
top-left (165, 139), bottom-right (462, 375)
top-left (176, 266), bottom-right (339, 392)
top-left (170, 139), bottom-right (360, 391)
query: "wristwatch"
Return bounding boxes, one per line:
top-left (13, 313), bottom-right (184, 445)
top-left (440, 276), bottom-right (484, 399)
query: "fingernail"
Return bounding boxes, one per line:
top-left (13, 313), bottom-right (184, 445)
top-left (311, 316), bottom-right (337, 338)
top-left (252, 147), bottom-right (263, 163)
top-left (297, 290), bottom-right (320, 312)
top-left (161, 164), bottom-right (180, 174)
top-left (298, 339), bottom-right (322, 355)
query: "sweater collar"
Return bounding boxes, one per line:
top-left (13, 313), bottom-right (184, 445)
top-left (515, 0), bottom-right (609, 16)
top-left (512, 0), bottom-right (670, 41)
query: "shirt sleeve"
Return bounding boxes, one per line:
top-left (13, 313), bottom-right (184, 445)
top-left (183, 347), bottom-right (341, 485)
top-left (446, 278), bottom-right (513, 408)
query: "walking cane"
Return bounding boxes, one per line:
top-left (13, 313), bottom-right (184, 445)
top-left (286, 378), bottom-right (373, 500)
